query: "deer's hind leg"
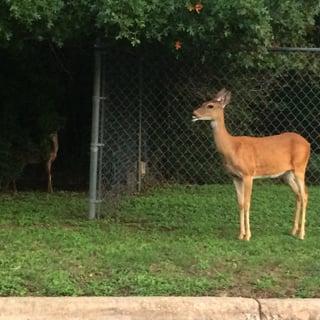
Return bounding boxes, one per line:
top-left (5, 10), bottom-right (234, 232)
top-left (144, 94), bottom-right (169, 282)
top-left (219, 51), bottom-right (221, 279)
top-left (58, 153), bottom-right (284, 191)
top-left (293, 171), bottom-right (308, 240)
top-left (283, 171), bottom-right (301, 236)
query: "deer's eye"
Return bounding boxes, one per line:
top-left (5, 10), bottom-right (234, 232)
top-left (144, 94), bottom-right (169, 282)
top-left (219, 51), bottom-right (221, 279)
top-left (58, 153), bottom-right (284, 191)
top-left (207, 105), bottom-right (214, 109)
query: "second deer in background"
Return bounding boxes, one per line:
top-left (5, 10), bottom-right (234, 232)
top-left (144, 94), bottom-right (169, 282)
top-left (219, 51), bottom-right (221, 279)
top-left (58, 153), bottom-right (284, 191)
top-left (192, 88), bottom-right (310, 241)
top-left (12, 132), bottom-right (59, 193)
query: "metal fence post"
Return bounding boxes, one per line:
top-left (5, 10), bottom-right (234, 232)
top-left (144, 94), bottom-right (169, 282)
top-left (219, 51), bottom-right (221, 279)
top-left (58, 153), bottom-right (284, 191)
top-left (137, 58), bottom-right (143, 193)
top-left (88, 42), bottom-right (102, 219)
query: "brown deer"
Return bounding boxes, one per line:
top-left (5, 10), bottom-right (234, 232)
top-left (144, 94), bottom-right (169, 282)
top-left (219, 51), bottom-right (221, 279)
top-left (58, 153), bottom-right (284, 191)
top-left (12, 132), bottom-right (59, 193)
top-left (192, 88), bottom-right (310, 240)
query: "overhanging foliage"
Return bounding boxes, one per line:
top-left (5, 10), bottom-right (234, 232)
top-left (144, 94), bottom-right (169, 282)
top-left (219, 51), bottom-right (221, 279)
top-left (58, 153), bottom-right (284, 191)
top-left (1, 1), bottom-right (320, 65)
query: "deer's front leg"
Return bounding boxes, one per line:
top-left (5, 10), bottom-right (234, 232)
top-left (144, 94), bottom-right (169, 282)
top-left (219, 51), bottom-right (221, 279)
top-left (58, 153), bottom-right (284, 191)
top-left (233, 178), bottom-right (245, 240)
top-left (243, 176), bottom-right (253, 241)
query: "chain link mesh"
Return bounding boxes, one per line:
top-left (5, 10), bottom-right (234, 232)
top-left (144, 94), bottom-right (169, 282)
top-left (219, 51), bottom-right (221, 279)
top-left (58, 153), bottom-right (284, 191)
top-left (96, 50), bottom-right (320, 207)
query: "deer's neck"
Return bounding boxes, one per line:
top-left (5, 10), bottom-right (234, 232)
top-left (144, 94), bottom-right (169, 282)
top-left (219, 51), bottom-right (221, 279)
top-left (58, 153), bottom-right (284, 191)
top-left (211, 114), bottom-right (234, 156)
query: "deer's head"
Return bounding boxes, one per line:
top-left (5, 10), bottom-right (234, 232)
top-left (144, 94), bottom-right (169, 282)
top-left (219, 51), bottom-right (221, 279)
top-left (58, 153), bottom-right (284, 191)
top-left (192, 88), bottom-right (231, 123)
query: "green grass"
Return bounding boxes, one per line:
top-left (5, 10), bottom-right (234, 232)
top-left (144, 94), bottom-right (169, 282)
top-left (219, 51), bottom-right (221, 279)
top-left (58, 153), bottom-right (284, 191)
top-left (0, 185), bottom-right (320, 297)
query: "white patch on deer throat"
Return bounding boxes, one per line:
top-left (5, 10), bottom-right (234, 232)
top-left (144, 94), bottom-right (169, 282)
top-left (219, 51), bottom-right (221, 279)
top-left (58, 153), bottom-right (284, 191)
top-left (253, 172), bottom-right (286, 179)
top-left (210, 121), bottom-right (217, 129)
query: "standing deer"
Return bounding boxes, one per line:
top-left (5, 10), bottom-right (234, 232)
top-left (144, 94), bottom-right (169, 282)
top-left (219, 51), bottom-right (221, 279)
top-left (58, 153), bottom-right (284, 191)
top-left (192, 88), bottom-right (310, 240)
top-left (12, 132), bottom-right (59, 193)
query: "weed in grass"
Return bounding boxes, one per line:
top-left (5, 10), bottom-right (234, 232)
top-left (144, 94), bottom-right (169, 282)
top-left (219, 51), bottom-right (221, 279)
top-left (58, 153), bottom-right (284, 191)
top-left (253, 275), bottom-right (278, 290)
top-left (0, 272), bottom-right (27, 296)
top-left (42, 270), bottom-right (80, 296)
top-left (296, 276), bottom-right (320, 298)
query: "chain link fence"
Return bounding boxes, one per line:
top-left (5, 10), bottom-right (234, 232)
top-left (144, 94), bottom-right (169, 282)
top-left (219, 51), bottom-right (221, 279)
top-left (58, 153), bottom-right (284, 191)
top-left (91, 48), bottom-right (320, 215)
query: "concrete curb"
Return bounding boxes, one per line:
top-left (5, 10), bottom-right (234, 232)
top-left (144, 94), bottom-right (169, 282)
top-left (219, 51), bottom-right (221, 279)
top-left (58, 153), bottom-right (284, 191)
top-left (259, 299), bottom-right (320, 320)
top-left (0, 297), bottom-right (319, 320)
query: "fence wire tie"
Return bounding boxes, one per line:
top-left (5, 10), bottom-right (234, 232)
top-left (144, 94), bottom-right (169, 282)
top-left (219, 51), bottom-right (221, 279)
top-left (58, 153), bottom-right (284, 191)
top-left (89, 199), bottom-right (103, 204)
top-left (91, 142), bottom-right (105, 147)
top-left (92, 95), bottom-right (107, 100)
top-left (90, 142), bottom-right (105, 153)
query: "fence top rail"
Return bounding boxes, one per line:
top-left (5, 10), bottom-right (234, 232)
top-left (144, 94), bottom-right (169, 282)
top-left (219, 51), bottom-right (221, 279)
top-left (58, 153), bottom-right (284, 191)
top-left (269, 47), bottom-right (320, 53)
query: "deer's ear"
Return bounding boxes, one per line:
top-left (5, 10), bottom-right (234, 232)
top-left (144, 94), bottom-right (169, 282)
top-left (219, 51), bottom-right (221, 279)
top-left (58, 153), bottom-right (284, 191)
top-left (222, 91), bottom-right (231, 108)
top-left (214, 88), bottom-right (227, 101)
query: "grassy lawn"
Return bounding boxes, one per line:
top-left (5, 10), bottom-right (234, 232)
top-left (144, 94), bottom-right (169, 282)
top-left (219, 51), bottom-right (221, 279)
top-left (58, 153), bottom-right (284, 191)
top-left (0, 184), bottom-right (320, 297)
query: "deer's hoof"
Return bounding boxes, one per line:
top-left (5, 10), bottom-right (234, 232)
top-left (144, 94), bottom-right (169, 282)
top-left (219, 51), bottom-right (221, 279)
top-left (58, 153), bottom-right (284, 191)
top-left (238, 233), bottom-right (245, 240)
top-left (244, 234), bottom-right (251, 241)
